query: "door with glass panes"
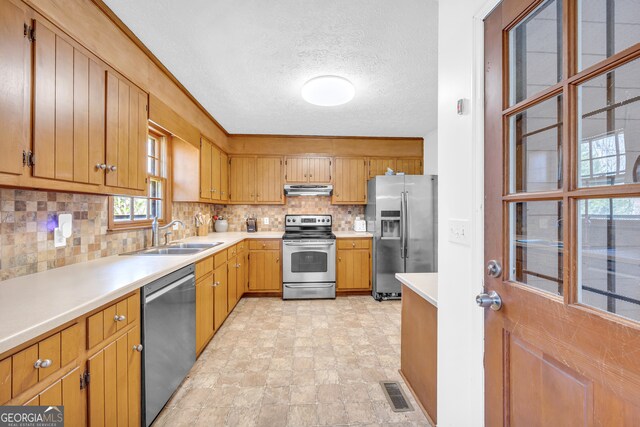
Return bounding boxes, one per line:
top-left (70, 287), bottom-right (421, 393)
top-left (483, 0), bottom-right (640, 425)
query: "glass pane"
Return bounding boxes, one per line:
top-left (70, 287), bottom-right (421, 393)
top-left (291, 251), bottom-right (328, 273)
top-left (509, 201), bottom-right (563, 295)
top-left (578, 57), bottom-right (640, 187)
top-left (147, 157), bottom-right (156, 175)
top-left (149, 180), bottom-right (161, 199)
top-left (578, 198), bottom-right (640, 322)
top-left (578, 0), bottom-right (640, 71)
top-left (147, 137), bottom-right (155, 157)
top-left (133, 198), bottom-right (148, 220)
top-left (509, 95), bottom-right (563, 193)
top-left (113, 196), bottom-right (131, 222)
top-left (150, 199), bottom-right (162, 220)
top-left (509, 0), bottom-right (563, 105)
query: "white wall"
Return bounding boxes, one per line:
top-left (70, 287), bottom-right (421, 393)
top-left (437, 0), bottom-right (495, 425)
top-left (424, 128), bottom-right (438, 175)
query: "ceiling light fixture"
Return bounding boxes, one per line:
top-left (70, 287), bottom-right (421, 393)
top-left (301, 75), bottom-right (355, 107)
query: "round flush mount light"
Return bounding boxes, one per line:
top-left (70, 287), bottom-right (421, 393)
top-left (301, 75), bottom-right (355, 107)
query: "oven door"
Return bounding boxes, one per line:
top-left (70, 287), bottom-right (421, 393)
top-left (283, 240), bottom-right (336, 283)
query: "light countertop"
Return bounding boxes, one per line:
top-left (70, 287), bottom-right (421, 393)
top-left (396, 273), bottom-right (438, 307)
top-left (0, 231), bottom-right (282, 354)
top-left (334, 231), bottom-right (373, 238)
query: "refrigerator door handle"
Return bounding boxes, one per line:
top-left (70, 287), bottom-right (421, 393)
top-left (400, 191), bottom-right (405, 259)
top-left (405, 190), bottom-right (409, 258)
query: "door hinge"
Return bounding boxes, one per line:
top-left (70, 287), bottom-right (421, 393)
top-left (23, 150), bottom-right (35, 167)
top-left (80, 371), bottom-right (90, 390)
top-left (24, 24), bottom-right (35, 42)
top-left (285, 160), bottom-right (288, 165)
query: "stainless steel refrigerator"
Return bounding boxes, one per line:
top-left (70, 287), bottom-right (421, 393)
top-left (365, 175), bottom-right (438, 300)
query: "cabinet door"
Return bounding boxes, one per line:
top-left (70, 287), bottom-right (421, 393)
top-left (229, 156), bottom-right (255, 203)
top-left (256, 157), bottom-right (283, 203)
top-left (220, 151), bottom-right (229, 202)
top-left (211, 144), bottom-right (221, 201)
top-left (213, 264), bottom-right (228, 331)
top-left (126, 326), bottom-right (141, 427)
top-left (0, 0), bottom-right (29, 176)
top-left (199, 139), bottom-right (212, 200)
top-left (396, 158), bottom-right (422, 175)
top-left (337, 249), bottom-right (371, 290)
top-left (285, 157), bottom-right (308, 183)
top-left (196, 275), bottom-right (214, 355)
top-left (105, 71), bottom-right (147, 190)
top-left (368, 158), bottom-right (396, 178)
top-left (308, 157), bottom-right (332, 183)
top-left (249, 251), bottom-right (281, 291)
top-left (227, 258), bottom-right (238, 311)
top-left (36, 367), bottom-right (82, 426)
top-left (333, 158), bottom-right (367, 204)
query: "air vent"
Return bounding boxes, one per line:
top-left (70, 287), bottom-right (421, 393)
top-left (380, 381), bottom-right (414, 412)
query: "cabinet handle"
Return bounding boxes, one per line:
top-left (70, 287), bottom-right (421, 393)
top-left (236, 263), bottom-right (241, 268)
top-left (114, 314), bottom-right (126, 322)
top-left (338, 257), bottom-right (342, 262)
top-left (213, 281), bottom-right (220, 287)
top-left (108, 165), bottom-right (117, 172)
top-left (211, 188), bottom-right (217, 193)
top-left (34, 359), bottom-right (52, 369)
top-left (132, 344), bottom-right (143, 352)
top-left (275, 258), bottom-right (279, 263)
top-left (96, 163), bottom-right (107, 170)
top-left (221, 191), bottom-right (225, 195)
top-left (304, 174), bottom-right (307, 177)
top-left (352, 242), bottom-right (356, 247)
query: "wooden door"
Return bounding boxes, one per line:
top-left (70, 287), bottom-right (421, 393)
top-left (308, 157), bottom-right (332, 183)
top-left (368, 158), bottom-right (396, 178)
top-left (0, 0), bottom-right (30, 176)
top-left (220, 151), bottom-right (229, 202)
top-left (105, 71), bottom-right (147, 191)
top-left (337, 249), bottom-right (370, 290)
top-left (285, 157), bottom-right (309, 183)
top-left (242, 251), bottom-right (250, 295)
top-left (249, 250), bottom-right (281, 291)
top-left (395, 158), bottom-right (422, 175)
top-left (484, 2), bottom-right (640, 425)
top-left (213, 263), bottom-right (228, 331)
top-left (36, 367), bottom-right (82, 426)
top-left (256, 156), bottom-right (283, 203)
top-left (199, 138), bottom-right (212, 200)
top-left (227, 257), bottom-right (238, 310)
top-left (195, 275), bottom-right (214, 354)
top-left (333, 157), bottom-right (367, 204)
top-left (229, 156), bottom-right (256, 203)
top-left (211, 144), bottom-right (221, 201)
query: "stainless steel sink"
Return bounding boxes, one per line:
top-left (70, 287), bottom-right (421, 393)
top-left (122, 242), bottom-right (223, 256)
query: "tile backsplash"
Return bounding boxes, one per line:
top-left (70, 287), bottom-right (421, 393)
top-left (0, 190), bottom-right (361, 281)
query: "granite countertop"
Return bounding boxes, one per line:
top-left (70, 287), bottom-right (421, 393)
top-left (396, 273), bottom-right (438, 307)
top-left (0, 231), bottom-right (282, 354)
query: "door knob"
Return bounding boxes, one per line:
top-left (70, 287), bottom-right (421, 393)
top-left (132, 344), bottom-right (143, 352)
top-left (486, 260), bottom-right (502, 278)
top-left (476, 290), bottom-right (502, 311)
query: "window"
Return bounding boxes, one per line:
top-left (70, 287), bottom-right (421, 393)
top-left (579, 130), bottom-right (626, 186)
top-left (109, 129), bottom-right (168, 229)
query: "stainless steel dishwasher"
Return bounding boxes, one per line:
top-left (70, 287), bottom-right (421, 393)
top-left (141, 264), bottom-right (196, 427)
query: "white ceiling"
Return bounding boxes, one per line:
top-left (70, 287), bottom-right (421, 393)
top-left (104, 0), bottom-right (439, 137)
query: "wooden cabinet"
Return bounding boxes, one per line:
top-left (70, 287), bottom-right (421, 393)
top-left (87, 325), bottom-right (141, 427)
top-left (337, 238), bottom-right (372, 291)
top-left (26, 367), bottom-right (82, 425)
top-left (395, 158), bottom-right (423, 175)
top-left (248, 241), bottom-right (282, 292)
top-left (230, 156), bottom-right (283, 204)
top-left (333, 157), bottom-right (368, 204)
top-left (220, 151), bottom-right (229, 202)
top-left (368, 158), bottom-right (396, 179)
top-left (195, 258), bottom-right (214, 356)
top-left (240, 249), bottom-right (249, 298)
top-left (213, 263), bottom-right (228, 331)
top-left (0, 0), bottom-right (30, 177)
top-left (368, 157), bottom-right (423, 178)
top-left (284, 156), bottom-right (332, 183)
top-left (105, 70), bottom-right (148, 191)
top-left (199, 137), bottom-right (226, 202)
top-left (227, 255), bottom-right (238, 311)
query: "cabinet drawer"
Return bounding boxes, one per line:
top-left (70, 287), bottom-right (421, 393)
top-left (87, 294), bottom-right (137, 349)
top-left (236, 240), bottom-right (247, 253)
top-left (10, 324), bottom-right (80, 398)
top-left (214, 250), bottom-right (227, 268)
top-left (228, 244), bottom-right (238, 258)
top-left (337, 239), bottom-right (371, 250)
top-left (249, 240), bottom-right (280, 250)
top-left (196, 256), bottom-right (213, 279)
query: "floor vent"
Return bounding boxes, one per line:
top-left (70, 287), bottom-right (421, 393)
top-left (380, 381), bottom-right (414, 412)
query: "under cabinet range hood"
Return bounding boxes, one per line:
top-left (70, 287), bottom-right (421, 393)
top-left (284, 184), bottom-right (333, 197)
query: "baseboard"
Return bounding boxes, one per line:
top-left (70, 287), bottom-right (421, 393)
top-left (399, 369), bottom-right (436, 427)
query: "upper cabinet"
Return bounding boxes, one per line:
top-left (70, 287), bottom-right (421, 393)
top-left (0, 0), bottom-right (30, 177)
top-left (199, 136), bottom-right (225, 202)
top-left (284, 156), bottom-right (332, 183)
top-left (333, 157), bottom-right (368, 204)
top-left (395, 158), bottom-right (423, 175)
top-left (229, 156), bottom-right (283, 204)
top-left (368, 157), bottom-right (423, 178)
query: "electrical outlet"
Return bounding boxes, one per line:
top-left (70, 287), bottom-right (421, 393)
top-left (263, 217), bottom-right (269, 225)
top-left (448, 219), bottom-right (470, 246)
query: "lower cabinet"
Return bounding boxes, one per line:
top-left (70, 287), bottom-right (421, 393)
top-left (337, 238), bottom-right (372, 291)
top-left (26, 367), bottom-right (82, 425)
top-left (227, 255), bottom-right (238, 312)
top-left (213, 263), bottom-right (228, 331)
top-left (87, 325), bottom-right (141, 427)
top-left (195, 273), bottom-right (214, 356)
top-left (248, 240), bottom-right (282, 292)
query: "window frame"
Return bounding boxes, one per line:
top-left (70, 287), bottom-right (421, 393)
top-left (108, 127), bottom-right (171, 231)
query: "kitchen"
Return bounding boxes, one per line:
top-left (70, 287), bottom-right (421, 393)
top-left (0, 0), bottom-right (440, 426)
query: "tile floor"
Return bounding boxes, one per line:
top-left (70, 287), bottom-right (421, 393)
top-left (153, 296), bottom-right (430, 427)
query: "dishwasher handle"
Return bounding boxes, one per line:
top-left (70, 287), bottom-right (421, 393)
top-left (145, 274), bottom-right (195, 304)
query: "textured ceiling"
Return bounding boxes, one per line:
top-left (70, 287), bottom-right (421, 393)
top-left (104, 0), bottom-right (439, 137)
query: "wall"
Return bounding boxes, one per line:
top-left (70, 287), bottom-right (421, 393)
top-left (424, 128), bottom-right (438, 175)
top-left (437, 0), bottom-right (492, 425)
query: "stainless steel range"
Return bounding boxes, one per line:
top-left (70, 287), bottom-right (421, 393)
top-left (282, 214), bottom-right (336, 299)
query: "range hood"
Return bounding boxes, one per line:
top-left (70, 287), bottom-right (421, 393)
top-left (284, 184), bottom-right (333, 197)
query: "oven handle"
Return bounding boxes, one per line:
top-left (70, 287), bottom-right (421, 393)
top-left (284, 283), bottom-right (335, 288)
top-left (284, 241), bottom-right (335, 247)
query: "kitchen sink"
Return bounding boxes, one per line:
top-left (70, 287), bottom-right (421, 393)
top-left (122, 242), bottom-right (223, 256)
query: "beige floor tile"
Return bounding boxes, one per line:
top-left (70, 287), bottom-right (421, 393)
top-left (341, 382), bottom-right (371, 402)
top-left (196, 406), bottom-right (230, 426)
top-left (316, 384), bottom-right (342, 403)
top-left (266, 369), bottom-right (293, 387)
top-left (255, 404), bottom-right (289, 427)
top-left (345, 401), bottom-right (377, 424)
top-left (262, 386), bottom-right (290, 405)
top-left (240, 371), bottom-right (268, 387)
top-left (287, 404), bottom-right (318, 427)
top-left (316, 402), bottom-right (348, 426)
top-left (290, 384), bottom-right (316, 404)
top-left (232, 386), bottom-right (264, 407)
top-left (226, 406), bottom-right (259, 427)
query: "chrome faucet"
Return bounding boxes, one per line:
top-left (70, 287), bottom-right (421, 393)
top-left (151, 217), bottom-right (185, 247)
